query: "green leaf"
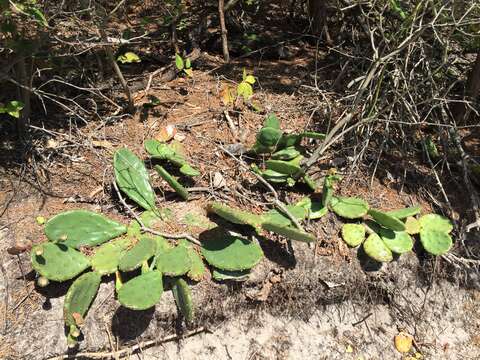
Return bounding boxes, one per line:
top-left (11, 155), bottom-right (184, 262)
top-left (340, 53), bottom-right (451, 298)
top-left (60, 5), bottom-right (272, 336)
top-left (114, 148), bottom-right (156, 211)
top-left (185, 58), bottom-right (191, 69)
top-left (1, 100), bottom-right (24, 118)
top-left (117, 52), bottom-right (141, 64)
top-left (244, 75), bottom-right (255, 84)
top-left (25, 6), bottom-right (48, 27)
top-left (242, 68), bottom-right (247, 81)
top-left (175, 53), bottom-right (184, 70)
top-left (237, 82), bottom-right (253, 99)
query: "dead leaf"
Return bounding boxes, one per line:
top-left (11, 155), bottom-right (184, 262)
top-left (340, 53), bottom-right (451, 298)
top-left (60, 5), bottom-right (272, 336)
top-left (221, 85), bottom-right (235, 106)
top-left (212, 172), bottom-right (226, 188)
top-left (92, 140), bottom-right (114, 151)
top-left (173, 132), bottom-right (186, 142)
top-left (156, 124), bottom-right (176, 142)
top-left (394, 331), bottom-right (413, 353)
top-left (7, 241), bottom-right (31, 255)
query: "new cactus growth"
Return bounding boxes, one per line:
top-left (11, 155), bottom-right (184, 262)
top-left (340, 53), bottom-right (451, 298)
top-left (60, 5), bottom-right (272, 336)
top-left (64, 272), bottom-right (101, 341)
top-left (322, 174), bottom-right (341, 208)
top-left (418, 214), bottom-right (453, 255)
top-left (156, 244), bottom-right (192, 276)
top-left (171, 278), bottom-right (194, 323)
top-left (208, 202), bottom-right (263, 231)
top-left (363, 233), bottom-right (393, 262)
top-left (330, 197), bottom-right (369, 219)
top-left (386, 205), bottom-right (421, 219)
top-left (31, 243), bottom-right (90, 281)
top-left (368, 209), bottom-right (406, 232)
top-left (155, 165), bottom-right (189, 200)
top-left (378, 228), bottom-right (413, 254)
top-left (117, 270), bottom-right (164, 310)
top-left (201, 234), bottom-right (264, 271)
top-left (114, 148), bottom-right (156, 211)
top-left (261, 222), bottom-right (316, 243)
top-left (44, 210), bottom-right (127, 249)
top-left (212, 268), bottom-right (250, 281)
top-left (118, 237), bottom-right (157, 272)
top-left (341, 224), bottom-right (366, 247)
top-left (91, 237), bottom-right (132, 275)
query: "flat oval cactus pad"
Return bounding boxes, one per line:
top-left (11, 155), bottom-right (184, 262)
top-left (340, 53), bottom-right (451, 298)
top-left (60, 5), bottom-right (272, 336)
top-left (117, 271), bottom-right (163, 310)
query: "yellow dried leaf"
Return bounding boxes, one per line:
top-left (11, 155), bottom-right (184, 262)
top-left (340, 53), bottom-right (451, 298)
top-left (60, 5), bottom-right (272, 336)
top-left (156, 124), bottom-right (176, 142)
top-left (395, 331), bottom-right (413, 353)
top-left (221, 85), bottom-right (235, 105)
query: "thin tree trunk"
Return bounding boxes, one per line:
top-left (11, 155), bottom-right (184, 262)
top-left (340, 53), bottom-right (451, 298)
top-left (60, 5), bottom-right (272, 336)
top-left (218, 0), bottom-right (230, 62)
top-left (16, 57), bottom-right (30, 139)
top-left (467, 51), bottom-right (480, 101)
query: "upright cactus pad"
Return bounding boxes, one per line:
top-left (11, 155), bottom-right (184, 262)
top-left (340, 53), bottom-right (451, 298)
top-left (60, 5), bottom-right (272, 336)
top-left (212, 268), bottom-right (250, 281)
top-left (341, 224), bottom-right (365, 247)
top-left (117, 270), bottom-right (164, 310)
top-left (419, 214), bottom-right (453, 233)
top-left (201, 234), bottom-right (264, 271)
top-left (261, 222), bottom-right (316, 243)
top-left (363, 233), bottom-right (393, 263)
top-left (386, 205), bottom-right (421, 219)
top-left (405, 217), bottom-right (421, 235)
top-left (179, 240), bottom-right (206, 281)
top-left (155, 165), bottom-right (189, 200)
top-left (322, 174), bottom-right (341, 208)
top-left (114, 148), bottom-right (156, 211)
top-left (91, 237), bottom-right (132, 275)
top-left (64, 272), bottom-right (101, 340)
top-left (257, 127), bottom-right (283, 148)
top-left (208, 202), bottom-right (263, 231)
top-left (44, 210), bottom-right (127, 249)
top-left (156, 244), bottom-right (191, 276)
top-left (31, 243), bottom-right (90, 281)
top-left (419, 229), bottom-right (452, 256)
top-left (171, 278), bottom-right (194, 323)
top-left (368, 209), bottom-right (406, 232)
top-left (379, 228), bottom-right (413, 254)
top-left (264, 113), bottom-right (280, 129)
top-left (118, 237), bottom-right (157, 272)
top-left (330, 197), bottom-right (369, 219)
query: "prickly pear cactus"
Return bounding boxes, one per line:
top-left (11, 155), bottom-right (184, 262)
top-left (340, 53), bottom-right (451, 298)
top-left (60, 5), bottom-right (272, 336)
top-left (341, 224), bottom-right (365, 247)
top-left (265, 157), bottom-right (303, 176)
top-left (118, 237), bottom-right (157, 272)
top-left (271, 147), bottom-right (301, 160)
top-left (330, 197), bottom-right (369, 219)
top-left (64, 272), bottom-right (101, 342)
top-left (418, 214), bottom-right (453, 233)
top-left (44, 210), bottom-right (127, 249)
top-left (378, 228), bottom-right (413, 254)
top-left (404, 217), bottom-right (420, 235)
top-left (201, 234), bottom-right (264, 271)
top-left (156, 244), bottom-right (192, 276)
top-left (363, 233), bottom-right (393, 263)
top-left (368, 209), bottom-right (406, 232)
top-left (386, 205), bottom-right (421, 219)
top-left (117, 270), bottom-right (163, 310)
top-left (155, 165), bottom-right (189, 200)
top-left (171, 278), bottom-right (194, 323)
top-left (212, 268), bottom-right (250, 281)
top-left (295, 197), bottom-right (327, 220)
top-left (263, 204), bottom-right (307, 227)
top-left (114, 148), bottom-right (156, 211)
top-left (322, 173), bottom-right (341, 208)
top-left (91, 237), bottom-right (132, 275)
top-left (179, 240), bottom-right (206, 281)
top-left (261, 222), bottom-right (316, 243)
top-left (31, 243), bottom-right (90, 281)
top-left (208, 202), bottom-right (264, 231)
top-left (179, 163), bottom-right (200, 177)
top-left (419, 229), bottom-right (452, 256)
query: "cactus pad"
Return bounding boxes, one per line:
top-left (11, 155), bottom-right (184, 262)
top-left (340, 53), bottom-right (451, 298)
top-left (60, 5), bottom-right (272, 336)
top-left (212, 268), bottom-right (250, 281)
top-left (179, 163), bottom-right (200, 177)
top-left (386, 205), bottom-right (421, 219)
top-left (264, 113), bottom-right (280, 129)
top-left (368, 209), bottom-right (406, 232)
top-left (261, 222), bottom-right (316, 243)
top-left (44, 210), bottom-right (127, 249)
top-left (64, 272), bottom-right (101, 339)
top-left (155, 165), bottom-right (189, 200)
top-left (117, 270), bottom-right (163, 310)
top-left (201, 234), bottom-right (263, 271)
top-left (363, 233), bottom-right (393, 263)
top-left (259, 169), bottom-right (290, 183)
top-left (118, 237), bottom-right (157, 272)
top-left (419, 214), bottom-right (453, 233)
top-left (178, 240), bottom-right (205, 281)
top-left (208, 202), bottom-right (263, 231)
top-left (265, 158), bottom-right (303, 176)
top-left (171, 278), bottom-right (194, 323)
top-left (114, 148), bottom-right (156, 211)
top-left (156, 244), bottom-right (191, 276)
top-left (341, 224), bottom-right (365, 247)
top-left (379, 228), bottom-right (413, 254)
top-left (419, 229), bottom-right (452, 255)
top-left (31, 243), bottom-right (90, 281)
top-left (263, 205), bottom-right (307, 227)
top-left (330, 197), bottom-right (369, 219)
top-left (91, 237), bottom-right (132, 275)
top-left (405, 217), bottom-right (420, 235)
top-left (257, 127), bottom-right (282, 147)
top-left (271, 147), bottom-right (301, 160)
top-left (296, 197), bottom-right (327, 219)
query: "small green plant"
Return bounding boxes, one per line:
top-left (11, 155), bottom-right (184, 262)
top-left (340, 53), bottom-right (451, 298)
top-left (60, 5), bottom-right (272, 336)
top-left (236, 68), bottom-right (256, 100)
top-left (0, 100), bottom-right (24, 118)
top-left (117, 52), bottom-right (141, 64)
top-left (175, 53), bottom-right (193, 77)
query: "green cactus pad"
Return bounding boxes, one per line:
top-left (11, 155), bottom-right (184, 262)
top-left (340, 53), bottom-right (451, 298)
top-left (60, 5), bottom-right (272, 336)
top-left (363, 233), bottom-right (393, 262)
top-left (302, 175), bottom-right (318, 191)
top-left (208, 202), bottom-right (263, 231)
top-left (64, 272), bottom-right (101, 335)
top-left (368, 209), bottom-right (406, 231)
top-left (156, 245), bottom-right (191, 276)
top-left (127, 218), bottom-right (141, 238)
top-left (386, 205), bottom-right (421, 219)
top-left (117, 270), bottom-right (163, 310)
top-left (114, 148), bottom-right (156, 211)
top-left (260, 169), bottom-right (290, 183)
top-left (155, 165), bottom-right (189, 200)
top-left (201, 234), bottom-right (263, 271)
top-left (278, 133), bottom-right (302, 148)
top-left (419, 214), bottom-right (453, 233)
top-left (44, 210), bottom-right (127, 249)
top-left (263, 205), bottom-right (307, 227)
top-left (265, 158), bottom-right (303, 176)
top-left (145, 140), bottom-right (185, 166)
top-left (257, 127), bottom-right (283, 147)
top-left (118, 237), bottom-right (157, 272)
top-left (264, 113), bottom-right (280, 129)
top-left (31, 243), bottom-right (90, 281)
top-left (91, 237), bottom-right (132, 275)
top-left (179, 163), bottom-right (201, 177)
top-left (212, 268), bottom-right (250, 281)
top-left (341, 224), bottom-right (365, 247)
top-left (171, 278), bottom-right (194, 323)
top-left (271, 147), bottom-right (301, 160)
top-left (262, 222), bottom-right (316, 243)
top-left (322, 175), bottom-right (341, 208)
top-left (330, 197), bottom-right (369, 219)
top-left (296, 197), bottom-right (327, 220)
top-left (300, 131), bottom-right (326, 140)
top-left (378, 228), bottom-right (413, 254)
top-left (405, 217), bottom-right (421, 235)
top-left (419, 229), bottom-right (452, 255)
top-left (178, 240), bottom-right (206, 281)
